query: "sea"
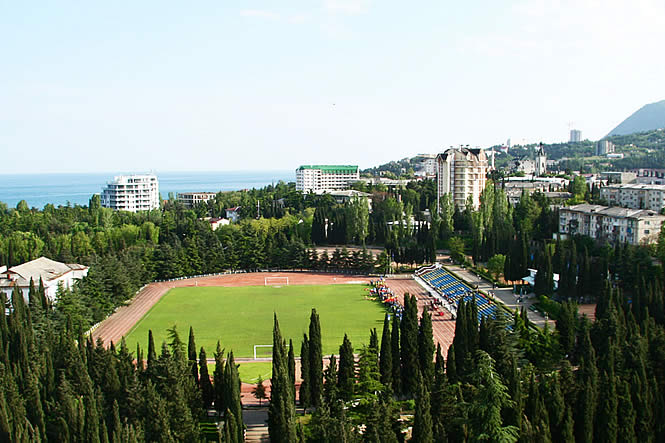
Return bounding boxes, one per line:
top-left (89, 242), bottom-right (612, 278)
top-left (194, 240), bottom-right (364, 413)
top-left (0, 170), bottom-right (294, 209)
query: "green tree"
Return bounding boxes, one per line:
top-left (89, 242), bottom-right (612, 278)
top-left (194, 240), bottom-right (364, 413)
top-left (412, 373), bottom-right (433, 443)
top-left (268, 315), bottom-right (296, 442)
top-left (468, 351), bottom-right (518, 442)
top-left (338, 334), bottom-right (355, 401)
top-left (379, 313), bottom-right (393, 389)
top-left (487, 254), bottom-right (506, 281)
top-left (253, 375), bottom-right (267, 406)
top-left (299, 334), bottom-right (310, 408)
top-left (308, 309), bottom-right (323, 408)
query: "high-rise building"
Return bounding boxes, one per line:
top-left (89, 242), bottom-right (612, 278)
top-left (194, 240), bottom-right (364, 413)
top-left (596, 140), bottom-right (615, 156)
top-left (100, 174), bottom-right (160, 212)
top-left (569, 129), bottom-right (582, 142)
top-left (295, 165), bottom-right (359, 193)
top-left (436, 147), bottom-right (489, 210)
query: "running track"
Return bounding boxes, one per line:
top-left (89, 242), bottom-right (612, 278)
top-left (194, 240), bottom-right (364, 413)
top-left (385, 279), bottom-right (456, 358)
top-left (91, 272), bottom-right (373, 347)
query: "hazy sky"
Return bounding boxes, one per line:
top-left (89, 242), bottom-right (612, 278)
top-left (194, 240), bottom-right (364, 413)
top-left (2, 0), bottom-right (665, 173)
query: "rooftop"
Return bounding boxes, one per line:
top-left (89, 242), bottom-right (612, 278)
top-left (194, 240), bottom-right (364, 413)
top-left (297, 165), bottom-right (359, 172)
top-left (0, 257), bottom-right (88, 287)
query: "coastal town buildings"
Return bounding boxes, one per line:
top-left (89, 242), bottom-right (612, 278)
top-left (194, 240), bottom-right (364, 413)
top-left (600, 183), bottom-right (665, 212)
top-left (436, 147), bottom-right (489, 210)
top-left (100, 174), bottom-right (159, 212)
top-left (177, 192), bottom-right (217, 209)
top-left (295, 165), bottom-right (360, 193)
top-left (0, 257), bottom-right (89, 303)
top-left (559, 203), bottom-right (665, 245)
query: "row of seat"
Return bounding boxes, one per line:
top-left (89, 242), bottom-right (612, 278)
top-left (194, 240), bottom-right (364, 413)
top-left (420, 268), bottom-right (497, 322)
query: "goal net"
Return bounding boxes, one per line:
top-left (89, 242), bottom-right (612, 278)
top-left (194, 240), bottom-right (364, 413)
top-left (253, 345), bottom-right (273, 360)
top-left (265, 276), bottom-right (289, 286)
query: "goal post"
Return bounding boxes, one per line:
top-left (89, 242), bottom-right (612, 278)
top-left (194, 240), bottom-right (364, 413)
top-left (254, 344), bottom-right (273, 360)
top-left (265, 276), bottom-right (289, 286)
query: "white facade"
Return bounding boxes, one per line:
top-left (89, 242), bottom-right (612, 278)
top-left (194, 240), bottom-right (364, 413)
top-left (415, 154), bottom-right (437, 176)
top-left (178, 192), bottom-right (217, 208)
top-left (601, 184), bottom-right (665, 212)
top-left (559, 204), bottom-right (665, 245)
top-left (0, 257), bottom-right (89, 303)
top-left (436, 147), bottom-right (489, 210)
top-left (101, 174), bottom-right (160, 212)
top-left (296, 165), bottom-right (360, 193)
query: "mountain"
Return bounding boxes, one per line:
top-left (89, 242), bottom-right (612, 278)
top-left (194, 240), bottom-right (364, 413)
top-left (608, 99), bottom-right (665, 136)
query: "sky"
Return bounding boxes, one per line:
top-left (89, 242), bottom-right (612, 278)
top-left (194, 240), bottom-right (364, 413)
top-left (2, 0), bottom-right (665, 173)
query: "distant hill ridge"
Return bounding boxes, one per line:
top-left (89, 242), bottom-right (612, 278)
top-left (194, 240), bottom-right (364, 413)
top-left (608, 99), bottom-right (665, 136)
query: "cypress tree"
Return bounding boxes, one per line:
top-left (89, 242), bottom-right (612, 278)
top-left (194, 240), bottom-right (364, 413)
top-left (188, 326), bottom-right (198, 384)
top-left (418, 310), bottom-right (435, 388)
top-left (379, 313), bottom-right (393, 389)
top-left (147, 330), bottom-right (156, 375)
top-left (400, 294), bottom-right (419, 396)
top-left (617, 379), bottom-right (636, 443)
top-left (560, 406), bottom-right (575, 443)
top-left (299, 335), bottom-right (310, 408)
top-left (323, 355), bottom-right (339, 406)
top-left (224, 351), bottom-right (244, 443)
top-left (308, 308), bottom-right (323, 408)
top-left (225, 409), bottom-right (239, 443)
top-left (390, 313), bottom-right (401, 395)
top-left (338, 334), bottom-right (355, 401)
top-left (595, 370), bottom-right (618, 443)
top-left (38, 277), bottom-right (48, 310)
top-left (213, 341), bottom-right (226, 414)
top-left (412, 373), bottom-right (433, 443)
top-left (199, 347), bottom-right (214, 409)
top-left (288, 339), bottom-right (296, 405)
top-left (453, 298), bottom-right (468, 378)
top-left (446, 343), bottom-right (457, 384)
top-left (268, 314), bottom-right (296, 442)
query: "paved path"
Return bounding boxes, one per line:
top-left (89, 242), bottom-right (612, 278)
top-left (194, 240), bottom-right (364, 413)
top-left (243, 408), bottom-right (269, 442)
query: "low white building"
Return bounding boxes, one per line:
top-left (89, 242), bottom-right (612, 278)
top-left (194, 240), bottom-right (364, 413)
top-left (559, 204), bottom-right (665, 245)
top-left (296, 165), bottom-right (360, 193)
top-left (178, 192), bottom-right (218, 209)
top-left (0, 257), bottom-right (89, 303)
top-left (101, 174), bottom-right (160, 212)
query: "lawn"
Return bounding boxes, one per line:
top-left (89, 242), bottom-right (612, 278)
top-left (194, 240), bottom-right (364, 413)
top-left (125, 284), bottom-right (386, 359)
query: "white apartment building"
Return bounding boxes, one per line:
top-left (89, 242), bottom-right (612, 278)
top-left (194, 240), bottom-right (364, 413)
top-left (296, 165), bottom-right (359, 193)
top-left (436, 147), bottom-right (489, 210)
top-left (415, 154), bottom-right (437, 176)
top-left (0, 257), bottom-right (89, 303)
top-left (559, 204), bottom-right (665, 245)
top-left (100, 174), bottom-right (160, 212)
top-left (177, 192), bottom-right (218, 209)
top-left (600, 184), bottom-right (665, 212)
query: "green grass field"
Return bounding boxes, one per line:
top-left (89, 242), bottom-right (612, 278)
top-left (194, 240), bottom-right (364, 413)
top-left (125, 284), bottom-right (386, 361)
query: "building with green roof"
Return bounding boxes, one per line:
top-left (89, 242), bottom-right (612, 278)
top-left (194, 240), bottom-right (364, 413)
top-left (296, 165), bottom-right (360, 193)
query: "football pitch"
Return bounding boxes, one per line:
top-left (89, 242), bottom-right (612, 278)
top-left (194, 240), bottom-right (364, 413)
top-left (124, 284), bottom-right (387, 359)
